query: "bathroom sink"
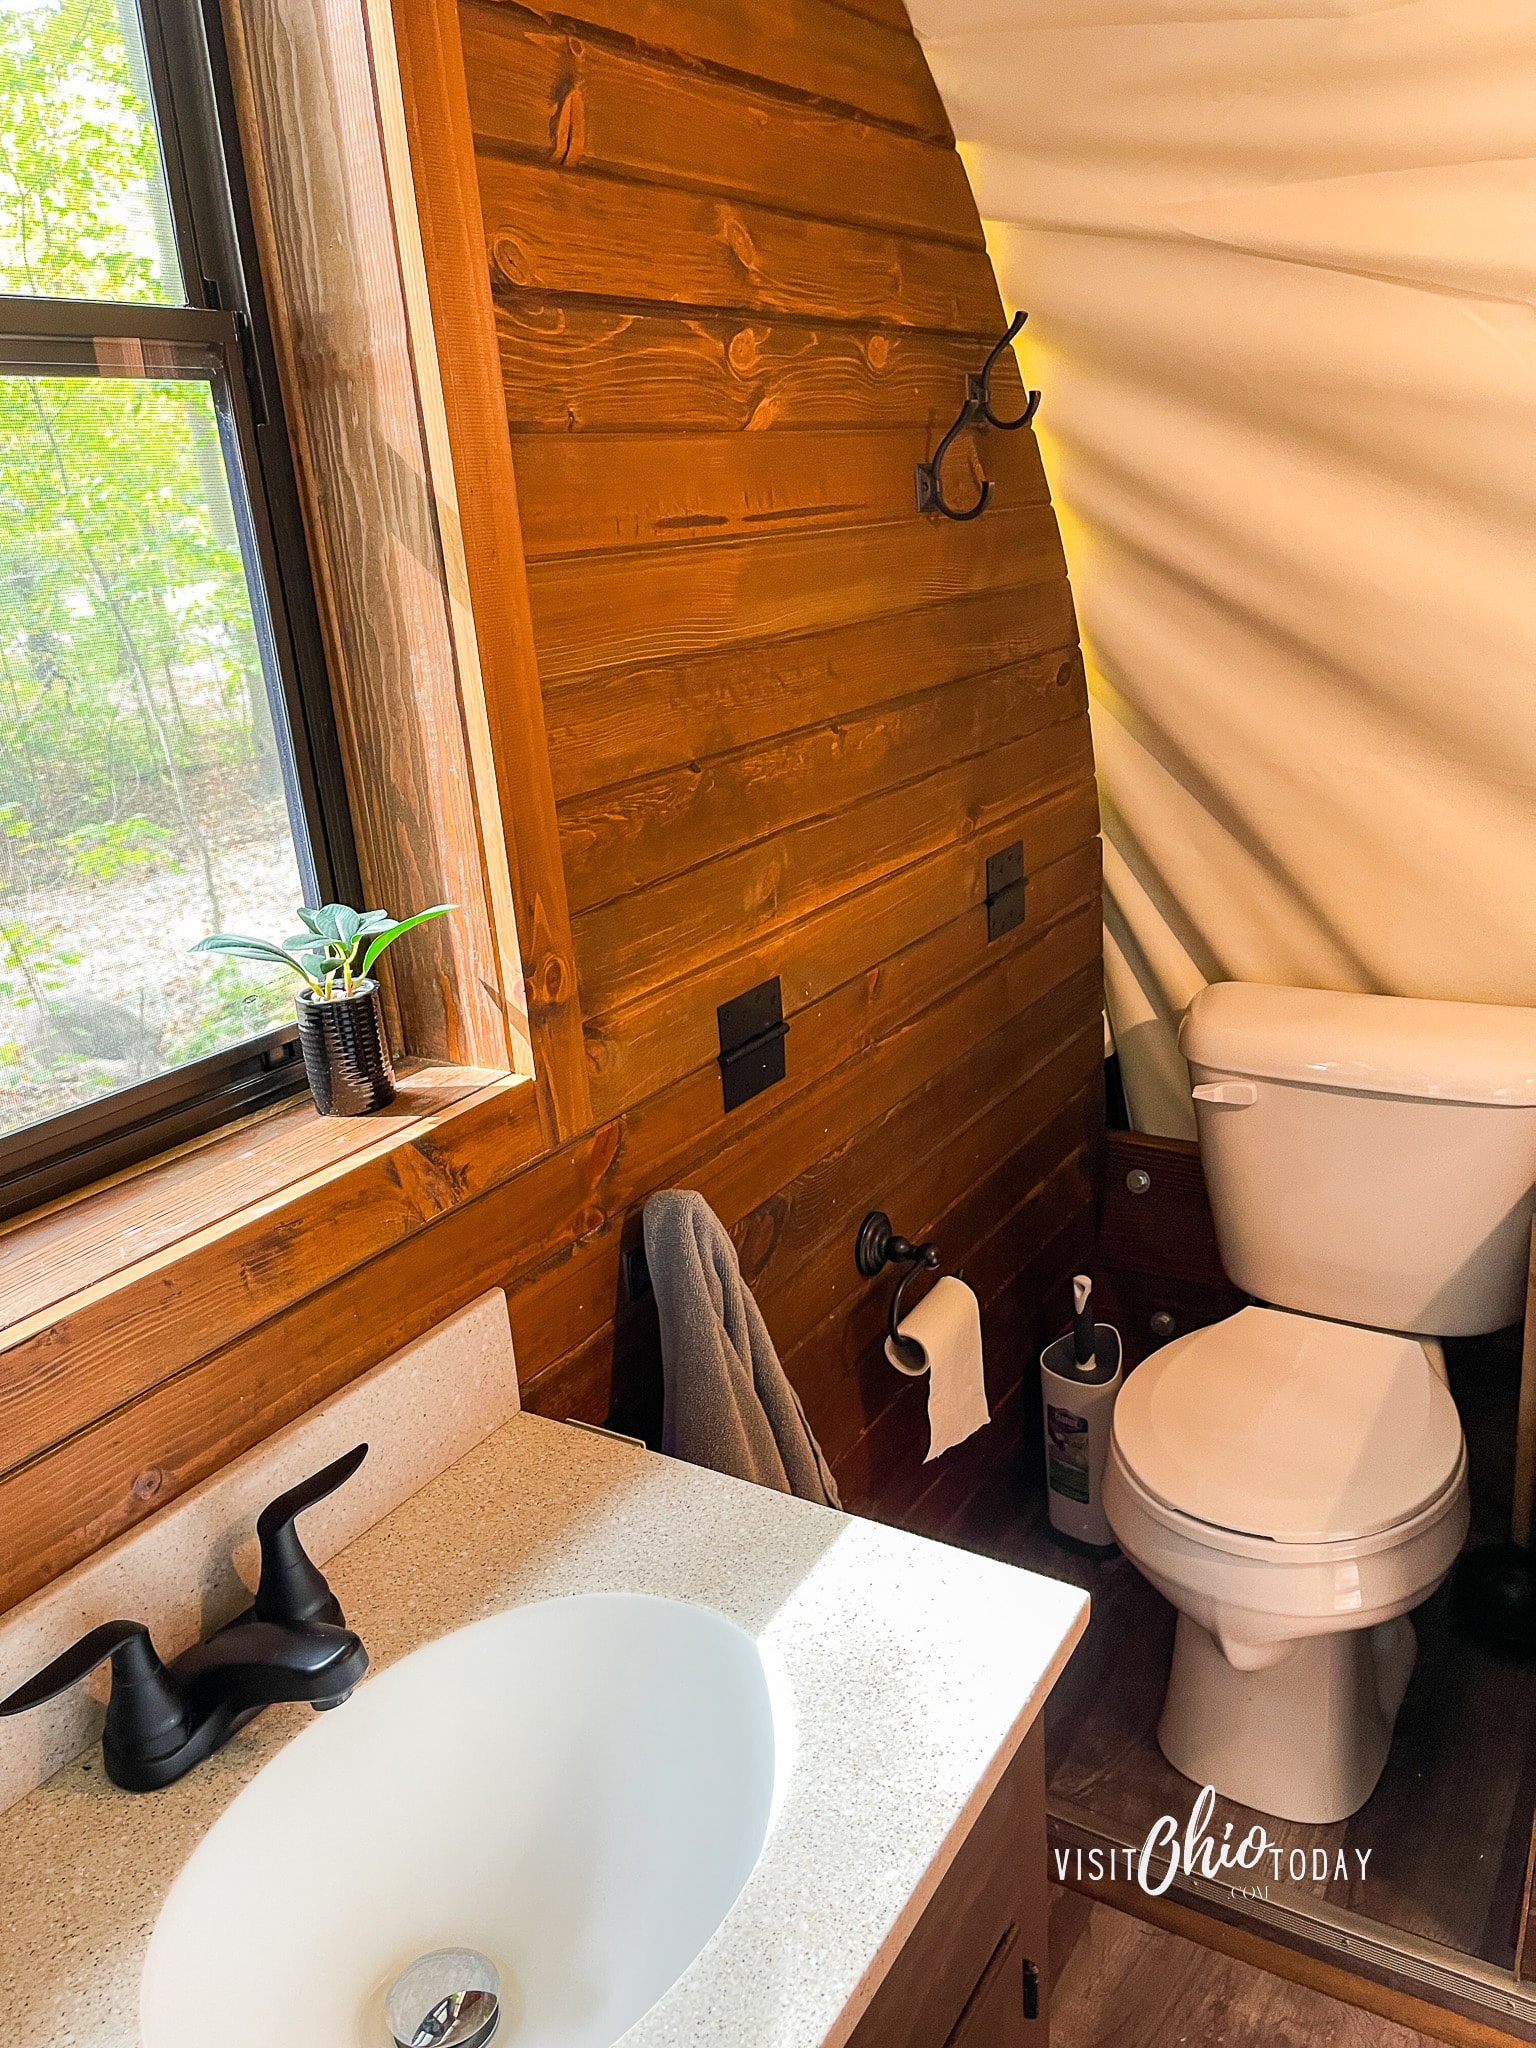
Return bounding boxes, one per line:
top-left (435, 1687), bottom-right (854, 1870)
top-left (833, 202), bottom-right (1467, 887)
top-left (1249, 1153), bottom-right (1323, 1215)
top-left (140, 1593), bottom-right (779, 2047)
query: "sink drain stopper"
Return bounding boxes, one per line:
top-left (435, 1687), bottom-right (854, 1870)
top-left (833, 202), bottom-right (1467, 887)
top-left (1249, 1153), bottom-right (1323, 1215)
top-left (385, 1950), bottom-right (500, 2048)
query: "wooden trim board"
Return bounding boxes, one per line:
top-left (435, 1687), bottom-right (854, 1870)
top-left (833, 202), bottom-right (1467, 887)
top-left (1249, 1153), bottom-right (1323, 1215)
top-left (220, 0), bottom-right (527, 1078)
top-left (385, 0), bottom-right (591, 1143)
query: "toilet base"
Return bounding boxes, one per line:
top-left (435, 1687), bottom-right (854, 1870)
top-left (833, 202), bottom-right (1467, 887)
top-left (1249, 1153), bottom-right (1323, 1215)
top-left (1157, 1611), bottom-right (1416, 1825)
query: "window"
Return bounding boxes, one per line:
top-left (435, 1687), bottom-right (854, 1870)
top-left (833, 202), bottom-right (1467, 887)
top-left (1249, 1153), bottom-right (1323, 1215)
top-left (0, 0), bottom-right (356, 1218)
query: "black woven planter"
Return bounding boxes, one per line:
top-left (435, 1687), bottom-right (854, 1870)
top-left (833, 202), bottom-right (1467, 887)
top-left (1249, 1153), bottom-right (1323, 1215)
top-left (295, 980), bottom-right (396, 1117)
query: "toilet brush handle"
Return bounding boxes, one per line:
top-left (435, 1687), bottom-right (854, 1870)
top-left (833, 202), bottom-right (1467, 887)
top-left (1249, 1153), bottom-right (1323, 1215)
top-left (1072, 1274), bottom-right (1095, 1367)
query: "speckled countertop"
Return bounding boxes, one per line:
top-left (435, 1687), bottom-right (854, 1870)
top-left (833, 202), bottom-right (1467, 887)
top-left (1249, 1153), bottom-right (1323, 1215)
top-left (0, 1412), bottom-right (1087, 2046)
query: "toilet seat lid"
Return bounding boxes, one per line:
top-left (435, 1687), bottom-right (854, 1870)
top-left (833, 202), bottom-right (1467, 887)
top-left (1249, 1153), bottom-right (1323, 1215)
top-left (1112, 1307), bottom-right (1463, 1543)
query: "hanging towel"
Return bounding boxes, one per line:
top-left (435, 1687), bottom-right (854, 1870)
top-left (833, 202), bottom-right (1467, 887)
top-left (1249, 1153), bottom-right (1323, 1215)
top-left (643, 1189), bottom-right (841, 1509)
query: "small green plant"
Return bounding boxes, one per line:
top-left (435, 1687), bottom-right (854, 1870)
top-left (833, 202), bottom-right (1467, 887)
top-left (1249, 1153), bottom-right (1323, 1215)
top-left (192, 901), bottom-right (453, 1000)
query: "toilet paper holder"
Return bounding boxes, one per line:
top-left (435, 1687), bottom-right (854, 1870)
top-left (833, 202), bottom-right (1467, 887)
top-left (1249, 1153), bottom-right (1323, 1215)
top-left (856, 1210), bottom-right (942, 1373)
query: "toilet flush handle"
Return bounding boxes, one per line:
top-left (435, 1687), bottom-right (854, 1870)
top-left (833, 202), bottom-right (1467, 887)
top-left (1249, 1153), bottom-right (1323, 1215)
top-left (1191, 1081), bottom-right (1258, 1106)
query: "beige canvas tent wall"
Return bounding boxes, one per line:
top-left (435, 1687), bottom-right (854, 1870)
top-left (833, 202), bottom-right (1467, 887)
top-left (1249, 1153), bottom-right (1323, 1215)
top-left (911, 0), bottom-right (1536, 1137)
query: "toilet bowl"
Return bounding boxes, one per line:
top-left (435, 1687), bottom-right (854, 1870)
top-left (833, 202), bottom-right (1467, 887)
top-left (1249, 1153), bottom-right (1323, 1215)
top-left (1104, 982), bottom-right (1536, 1825)
top-left (1104, 1307), bottom-right (1468, 1822)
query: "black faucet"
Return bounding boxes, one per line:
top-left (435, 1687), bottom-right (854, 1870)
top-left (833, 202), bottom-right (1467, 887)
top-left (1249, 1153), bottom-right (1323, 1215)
top-left (0, 1443), bottom-right (371, 1792)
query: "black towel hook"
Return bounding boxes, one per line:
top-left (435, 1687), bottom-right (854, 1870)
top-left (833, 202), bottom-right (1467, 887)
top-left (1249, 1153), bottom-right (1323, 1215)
top-left (968, 312), bottom-right (1041, 430)
top-left (914, 311), bottom-right (1042, 522)
top-left (856, 1210), bottom-right (941, 1373)
top-left (915, 405), bottom-right (992, 523)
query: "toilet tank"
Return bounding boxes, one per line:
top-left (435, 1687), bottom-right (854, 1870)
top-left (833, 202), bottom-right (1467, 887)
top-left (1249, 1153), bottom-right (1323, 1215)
top-left (1180, 984), bottom-right (1536, 1335)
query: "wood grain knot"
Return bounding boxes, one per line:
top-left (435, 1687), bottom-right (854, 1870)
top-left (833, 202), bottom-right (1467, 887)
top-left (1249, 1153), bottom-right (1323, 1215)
top-left (553, 85), bottom-right (585, 166)
top-left (130, 1468), bottom-right (164, 1503)
top-left (489, 233), bottom-right (533, 288)
top-left (581, 1118), bottom-right (622, 1184)
top-left (718, 209), bottom-right (759, 277)
top-left (727, 326), bottom-right (762, 375)
top-left (582, 1024), bottom-right (612, 1075)
top-left (533, 951), bottom-right (571, 1003)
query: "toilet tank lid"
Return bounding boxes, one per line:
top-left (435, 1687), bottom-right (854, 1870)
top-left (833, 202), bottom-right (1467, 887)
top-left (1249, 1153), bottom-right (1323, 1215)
top-left (1179, 983), bottom-right (1536, 1107)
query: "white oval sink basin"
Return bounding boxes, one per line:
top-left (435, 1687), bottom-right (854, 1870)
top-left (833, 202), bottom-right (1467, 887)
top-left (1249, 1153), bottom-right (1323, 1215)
top-left (141, 1594), bottom-right (779, 2047)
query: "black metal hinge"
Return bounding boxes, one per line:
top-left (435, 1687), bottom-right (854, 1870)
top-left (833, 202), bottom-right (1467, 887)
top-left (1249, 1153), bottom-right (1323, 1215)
top-left (623, 1243), bottom-right (653, 1302)
top-left (986, 840), bottom-right (1027, 941)
top-left (717, 978), bottom-right (788, 1112)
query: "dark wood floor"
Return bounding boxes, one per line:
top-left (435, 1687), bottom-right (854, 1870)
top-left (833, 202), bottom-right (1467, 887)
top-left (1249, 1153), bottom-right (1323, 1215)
top-left (947, 1326), bottom-right (1536, 1971)
top-left (1050, 1889), bottom-right (1449, 2047)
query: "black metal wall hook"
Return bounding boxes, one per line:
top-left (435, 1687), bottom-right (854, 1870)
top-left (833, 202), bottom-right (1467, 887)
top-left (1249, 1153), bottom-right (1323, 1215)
top-left (967, 311), bottom-right (1041, 430)
top-left (857, 1210), bottom-right (941, 1372)
top-left (914, 407), bottom-right (992, 523)
top-left (914, 310), bottom-right (1042, 522)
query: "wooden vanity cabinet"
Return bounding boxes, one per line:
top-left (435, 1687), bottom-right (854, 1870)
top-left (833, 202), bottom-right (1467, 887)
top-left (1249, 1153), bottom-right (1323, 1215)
top-left (846, 1717), bottom-right (1050, 2047)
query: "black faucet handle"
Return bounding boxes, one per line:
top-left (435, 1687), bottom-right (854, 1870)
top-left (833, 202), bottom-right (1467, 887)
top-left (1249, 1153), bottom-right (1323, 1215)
top-left (254, 1442), bottom-right (369, 1629)
top-left (0, 1620), bottom-right (191, 1768)
top-left (0, 1619), bottom-right (148, 1714)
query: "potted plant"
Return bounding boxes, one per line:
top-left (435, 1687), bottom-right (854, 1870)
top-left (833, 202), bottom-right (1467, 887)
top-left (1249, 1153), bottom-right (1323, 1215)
top-left (193, 902), bottom-right (452, 1116)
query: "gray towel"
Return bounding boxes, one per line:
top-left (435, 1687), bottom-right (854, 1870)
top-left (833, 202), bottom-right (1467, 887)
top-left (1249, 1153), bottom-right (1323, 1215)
top-left (643, 1189), bottom-right (840, 1509)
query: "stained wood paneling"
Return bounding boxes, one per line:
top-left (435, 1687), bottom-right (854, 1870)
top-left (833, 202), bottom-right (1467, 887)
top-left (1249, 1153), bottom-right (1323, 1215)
top-left (477, 156), bottom-right (1000, 330)
top-left (496, 299), bottom-right (1032, 433)
top-left (559, 651), bottom-right (1081, 912)
top-left (0, 918), bottom-right (1096, 1607)
top-left (460, 8), bottom-right (980, 245)
top-left (495, 0), bottom-right (953, 139)
top-left (0, 0), bottom-right (1100, 1607)
top-left (460, 0), bottom-right (1095, 1523)
top-left (586, 818), bottom-right (1101, 1117)
top-left (500, 933), bottom-right (1104, 1453)
top-left (573, 713), bottom-right (1093, 1014)
top-left (749, 1056), bottom-right (1097, 1409)
top-left (545, 588), bottom-right (1081, 798)
top-left (529, 511), bottom-right (1066, 683)
top-left (515, 425), bottom-right (1046, 558)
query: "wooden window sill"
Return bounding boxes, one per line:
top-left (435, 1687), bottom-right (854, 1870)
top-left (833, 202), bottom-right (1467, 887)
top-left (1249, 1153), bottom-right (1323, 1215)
top-left (0, 1064), bottom-right (541, 1503)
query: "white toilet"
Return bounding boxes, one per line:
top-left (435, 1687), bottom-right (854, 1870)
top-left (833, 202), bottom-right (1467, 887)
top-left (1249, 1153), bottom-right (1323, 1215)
top-left (1104, 982), bottom-right (1536, 1825)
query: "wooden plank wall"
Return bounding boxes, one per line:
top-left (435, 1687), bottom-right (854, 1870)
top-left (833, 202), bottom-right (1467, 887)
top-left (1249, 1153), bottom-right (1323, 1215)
top-left (460, 0), bottom-right (1103, 1524)
top-left (0, 0), bottom-right (1102, 1601)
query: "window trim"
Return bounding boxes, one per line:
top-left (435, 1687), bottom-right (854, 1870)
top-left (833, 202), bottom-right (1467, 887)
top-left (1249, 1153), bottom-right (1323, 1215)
top-left (0, 0), bottom-right (361, 1216)
top-left (216, 0), bottom-right (578, 1109)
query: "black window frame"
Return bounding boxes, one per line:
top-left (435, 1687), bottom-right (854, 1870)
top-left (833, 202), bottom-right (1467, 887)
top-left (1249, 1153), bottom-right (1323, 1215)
top-left (0, 0), bottom-right (359, 1223)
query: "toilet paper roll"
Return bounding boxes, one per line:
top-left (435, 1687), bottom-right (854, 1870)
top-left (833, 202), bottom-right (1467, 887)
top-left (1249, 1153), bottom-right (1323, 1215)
top-left (885, 1274), bottom-right (990, 1462)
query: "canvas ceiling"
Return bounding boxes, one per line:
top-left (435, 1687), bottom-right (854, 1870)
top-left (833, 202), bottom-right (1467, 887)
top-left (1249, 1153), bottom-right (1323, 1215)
top-left (909, 0), bottom-right (1536, 1137)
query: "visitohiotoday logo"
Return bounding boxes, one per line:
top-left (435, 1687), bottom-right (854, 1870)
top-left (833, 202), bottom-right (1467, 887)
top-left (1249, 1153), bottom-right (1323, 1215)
top-left (1054, 1785), bottom-right (1374, 1901)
